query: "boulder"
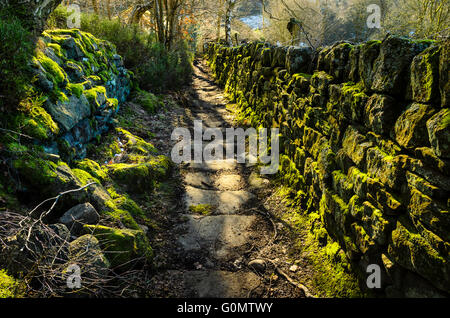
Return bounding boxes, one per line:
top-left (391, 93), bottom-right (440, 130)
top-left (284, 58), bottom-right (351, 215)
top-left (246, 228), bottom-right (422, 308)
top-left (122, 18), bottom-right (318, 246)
top-left (439, 40), bottom-right (449, 108)
top-left (69, 234), bottom-right (110, 275)
top-left (388, 217), bottom-right (450, 293)
top-left (371, 36), bottom-right (431, 97)
top-left (82, 225), bottom-right (153, 269)
top-left (364, 94), bottom-right (398, 136)
top-left (411, 45), bottom-right (441, 103)
top-left (286, 46), bottom-right (312, 75)
top-left (394, 103), bottom-right (436, 149)
top-left (359, 40), bottom-right (381, 90)
top-left (59, 203), bottom-right (100, 235)
top-left (426, 108), bottom-right (450, 158)
top-left (45, 94), bottom-right (91, 132)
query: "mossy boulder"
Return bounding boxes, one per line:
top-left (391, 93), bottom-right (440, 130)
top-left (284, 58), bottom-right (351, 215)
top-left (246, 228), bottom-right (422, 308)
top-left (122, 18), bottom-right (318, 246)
top-left (286, 46), bottom-right (312, 75)
top-left (439, 40), bottom-right (449, 108)
top-left (68, 234), bottom-right (110, 275)
top-left (108, 155), bottom-right (171, 193)
top-left (342, 126), bottom-right (373, 167)
top-left (408, 189), bottom-right (450, 242)
top-left (411, 45), bottom-right (441, 103)
top-left (364, 94), bottom-right (398, 136)
top-left (371, 36), bottom-right (430, 97)
top-left (394, 103), bottom-right (436, 149)
top-left (340, 82), bottom-right (368, 122)
top-left (358, 40), bottom-right (381, 90)
top-left (83, 225), bottom-right (153, 269)
top-left (0, 269), bottom-right (25, 298)
top-left (388, 217), bottom-right (450, 293)
top-left (426, 109), bottom-right (450, 158)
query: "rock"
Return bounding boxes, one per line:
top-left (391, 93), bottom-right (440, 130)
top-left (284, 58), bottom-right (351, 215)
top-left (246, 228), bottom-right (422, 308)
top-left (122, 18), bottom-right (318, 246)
top-left (214, 174), bottom-right (242, 191)
top-left (408, 189), bottom-right (450, 242)
top-left (342, 126), bottom-right (372, 167)
top-left (184, 186), bottom-right (255, 214)
top-left (59, 203), bottom-right (100, 235)
top-left (359, 40), bottom-right (381, 90)
top-left (178, 215), bottom-right (257, 260)
top-left (364, 94), bottom-right (399, 136)
top-left (62, 37), bottom-right (85, 61)
top-left (286, 46), bottom-right (312, 75)
top-left (411, 45), bottom-right (441, 103)
top-left (49, 223), bottom-right (71, 240)
top-left (426, 109), bottom-right (450, 158)
top-left (439, 40), bottom-right (449, 108)
top-left (388, 217), bottom-right (450, 293)
top-left (108, 156), bottom-right (171, 193)
top-left (83, 225), bottom-right (153, 269)
top-left (69, 234), bottom-right (110, 274)
top-left (371, 36), bottom-right (430, 96)
top-left (45, 94), bottom-right (91, 132)
top-left (248, 259), bottom-right (266, 272)
top-left (394, 103), bottom-right (436, 149)
top-left (289, 264), bottom-right (299, 272)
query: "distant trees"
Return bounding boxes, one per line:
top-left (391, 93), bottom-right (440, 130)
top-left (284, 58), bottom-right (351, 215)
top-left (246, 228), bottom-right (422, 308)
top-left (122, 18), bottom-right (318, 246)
top-left (259, 0), bottom-right (449, 47)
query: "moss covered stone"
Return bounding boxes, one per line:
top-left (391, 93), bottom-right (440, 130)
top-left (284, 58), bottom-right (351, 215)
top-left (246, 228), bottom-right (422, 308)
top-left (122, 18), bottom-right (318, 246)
top-left (83, 225), bottom-right (153, 269)
top-left (411, 45), bottom-right (441, 103)
top-left (0, 269), bottom-right (24, 298)
top-left (408, 189), bottom-right (450, 242)
top-left (388, 217), bottom-right (449, 292)
top-left (426, 108), bottom-right (450, 158)
top-left (394, 103), bottom-right (436, 149)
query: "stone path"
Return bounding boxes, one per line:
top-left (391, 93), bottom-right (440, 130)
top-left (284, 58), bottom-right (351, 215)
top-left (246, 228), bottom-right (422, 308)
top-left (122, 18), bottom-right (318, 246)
top-left (150, 61), bottom-right (274, 298)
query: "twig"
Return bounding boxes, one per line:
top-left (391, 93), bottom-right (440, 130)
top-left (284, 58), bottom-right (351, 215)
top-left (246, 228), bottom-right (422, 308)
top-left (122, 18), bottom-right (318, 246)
top-left (265, 258), bottom-right (315, 298)
top-left (0, 128), bottom-right (34, 140)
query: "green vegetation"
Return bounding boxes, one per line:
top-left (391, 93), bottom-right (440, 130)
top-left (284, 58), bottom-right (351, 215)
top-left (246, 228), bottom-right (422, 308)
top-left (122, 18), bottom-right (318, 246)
top-left (189, 204), bottom-right (215, 215)
top-left (0, 270), bottom-right (24, 298)
top-left (0, 11), bottom-right (34, 111)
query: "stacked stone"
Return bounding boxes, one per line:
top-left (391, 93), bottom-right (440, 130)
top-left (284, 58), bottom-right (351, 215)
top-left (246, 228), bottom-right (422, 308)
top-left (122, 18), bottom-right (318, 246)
top-left (32, 29), bottom-right (131, 160)
top-left (205, 36), bottom-right (449, 297)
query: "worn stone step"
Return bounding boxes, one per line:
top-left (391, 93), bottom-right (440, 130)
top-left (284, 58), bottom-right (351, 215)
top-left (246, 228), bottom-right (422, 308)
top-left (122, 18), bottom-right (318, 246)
top-left (184, 172), bottom-right (243, 191)
top-left (186, 159), bottom-right (238, 171)
top-left (178, 214), bottom-right (258, 259)
top-left (150, 270), bottom-right (261, 298)
top-left (183, 270), bottom-right (261, 298)
top-left (184, 186), bottom-right (254, 214)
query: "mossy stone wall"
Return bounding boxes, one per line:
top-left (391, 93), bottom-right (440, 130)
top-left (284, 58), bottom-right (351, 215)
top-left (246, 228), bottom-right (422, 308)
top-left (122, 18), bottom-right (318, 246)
top-left (27, 29), bottom-right (132, 161)
top-left (205, 36), bottom-right (450, 297)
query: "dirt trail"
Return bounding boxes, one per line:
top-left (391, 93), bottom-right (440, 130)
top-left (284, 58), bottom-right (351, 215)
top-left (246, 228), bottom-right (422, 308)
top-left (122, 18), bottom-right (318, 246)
top-left (148, 61), bottom-right (312, 298)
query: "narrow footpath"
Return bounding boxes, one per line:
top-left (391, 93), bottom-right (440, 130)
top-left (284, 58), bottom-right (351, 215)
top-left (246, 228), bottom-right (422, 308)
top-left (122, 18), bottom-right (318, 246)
top-left (148, 60), bottom-right (314, 298)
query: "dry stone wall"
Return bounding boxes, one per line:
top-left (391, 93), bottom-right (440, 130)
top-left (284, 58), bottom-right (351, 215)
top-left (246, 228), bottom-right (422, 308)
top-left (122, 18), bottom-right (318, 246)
top-left (205, 36), bottom-right (450, 297)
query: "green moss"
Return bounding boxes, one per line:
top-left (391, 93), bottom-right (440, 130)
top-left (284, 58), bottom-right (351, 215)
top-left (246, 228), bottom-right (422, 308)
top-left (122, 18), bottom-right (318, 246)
top-left (67, 83), bottom-right (84, 98)
top-left (74, 159), bottom-right (108, 181)
top-left (47, 43), bottom-right (64, 58)
top-left (84, 86), bottom-right (107, 108)
top-left (13, 157), bottom-right (59, 188)
top-left (83, 225), bottom-right (153, 268)
top-left (106, 98), bottom-right (119, 110)
top-left (135, 91), bottom-right (163, 114)
top-left (116, 128), bottom-right (157, 155)
top-left (0, 270), bottom-right (24, 298)
top-left (107, 187), bottom-right (145, 219)
top-left (189, 204), bottom-right (214, 215)
top-left (36, 51), bottom-right (67, 86)
top-left (15, 102), bottom-right (60, 141)
top-left (72, 168), bottom-right (101, 186)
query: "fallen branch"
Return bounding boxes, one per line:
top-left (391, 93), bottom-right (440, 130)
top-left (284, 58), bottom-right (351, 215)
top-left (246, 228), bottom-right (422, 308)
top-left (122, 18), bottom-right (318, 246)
top-left (265, 258), bottom-right (315, 298)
